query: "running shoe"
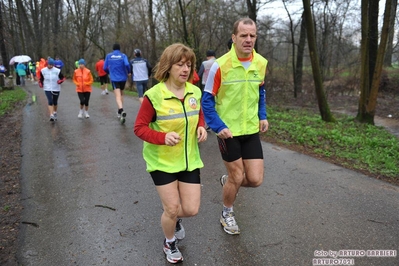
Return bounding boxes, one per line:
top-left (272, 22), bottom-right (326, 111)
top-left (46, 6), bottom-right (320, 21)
top-left (101, 90), bottom-right (105, 95)
top-left (49, 115), bottom-right (55, 122)
top-left (105, 89), bottom-right (109, 94)
top-left (175, 219), bottom-right (185, 240)
top-left (120, 111), bottom-right (127, 124)
top-left (53, 112), bottom-right (57, 121)
top-left (220, 212), bottom-right (240, 235)
top-left (117, 112), bottom-right (121, 118)
top-left (163, 239), bottom-right (183, 264)
top-left (78, 110), bottom-right (83, 119)
top-left (85, 111), bottom-right (90, 118)
top-left (220, 174), bottom-right (228, 186)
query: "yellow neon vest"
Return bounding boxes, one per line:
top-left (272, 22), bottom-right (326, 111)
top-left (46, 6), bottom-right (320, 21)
top-left (143, 82), bottom-right (204, 173)
top-left (216, 45), bottom-right (268, 136)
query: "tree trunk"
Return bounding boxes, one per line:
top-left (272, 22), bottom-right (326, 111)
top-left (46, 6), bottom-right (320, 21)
top-left (366, 0), bottom-right (392, 116)
top-left (283, 0), bottom-right (297, 98)
top-left (0, 1), bottom-right (10, 75)
top-left (357, 0), bottom-right (372, 123)
top-left (53, 0), bottom-right (61, 57)
top-left (383, 0), bottom-right (397, 67)
top-left (246, 0), bottom-right (258, 51)
top-left (302, 0), bottom-right (335, 122)
top-left (178, 0), bottom-right (189, 45)
top-left (357, 0), bottom-right (392, 124)
top-left (16, 0), bottom-right (27, 54)
top-left (368, 0), bottom-right (379, 86)
top-left (295, 13), bottom-right (306, 97)
top-left (148, 0), bottom-right (157, 66)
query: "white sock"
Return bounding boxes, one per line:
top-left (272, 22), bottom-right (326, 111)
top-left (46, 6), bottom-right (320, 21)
top-left (223, 205), bottom-right (233, 217)
top-left (165, 236), bottom-right (176, 243)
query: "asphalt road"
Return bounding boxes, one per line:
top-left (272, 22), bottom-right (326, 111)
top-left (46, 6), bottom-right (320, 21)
top-left (17, 80), bottom-right (398, 266)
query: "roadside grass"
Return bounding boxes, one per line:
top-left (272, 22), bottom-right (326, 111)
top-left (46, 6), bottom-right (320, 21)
top-left (263, 106), bottom-right (399, 181)
top-left (92, 82), bottom-right (138, 97)
top-left (0, 87), bottom-right (26, 116)
top-left (2, 85), bottom-right (398, 182)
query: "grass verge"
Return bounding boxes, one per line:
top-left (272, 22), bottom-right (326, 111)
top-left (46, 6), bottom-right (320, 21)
top-left (92, 82), bottom-right (138, 97)
top-left (262, 106), bottom-right (399, 182)
top-left (0, 88), bottom-right (27, 115)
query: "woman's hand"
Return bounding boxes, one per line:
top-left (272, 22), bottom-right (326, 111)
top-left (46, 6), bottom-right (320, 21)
top-left (197, 127), bottom-right (207, 142)
top-left (165, 132), bottom-right (181, 146)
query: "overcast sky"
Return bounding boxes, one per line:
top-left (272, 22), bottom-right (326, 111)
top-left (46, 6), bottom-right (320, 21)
top-left (259, 0), bottom-right (387, 21)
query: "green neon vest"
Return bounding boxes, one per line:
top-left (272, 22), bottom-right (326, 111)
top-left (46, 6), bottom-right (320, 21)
top-left (143, 82), bottom-right (204, 173)
top-left (216, 46), bottom-right (268, 136)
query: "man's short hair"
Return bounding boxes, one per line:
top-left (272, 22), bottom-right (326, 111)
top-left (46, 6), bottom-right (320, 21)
top-left (233, 18), bottom-right (256, 35)
top-left (206, 50), bottom-right (216, 57)
top-left (134, 49), bottom-right (142, 57)
top-left (113, 43), bottom-right (121, 50)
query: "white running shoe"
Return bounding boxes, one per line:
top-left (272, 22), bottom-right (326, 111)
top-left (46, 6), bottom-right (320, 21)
top-left (78, 110), bottom-right (83, 119)
top-left (101, 90), bottom-right (105, 95)
top-left (163, 239), bottom-right (183, 264)
top-left (85, 111), bottom-right (90, 118)
top-left (175, 219), bottom-right (185, 240)
top-left (105, 89), bottom-right (109, 94)
top-left (220, 174), bottom-right (228, 186)
top-left (220, 212), bottom-right (240, 235)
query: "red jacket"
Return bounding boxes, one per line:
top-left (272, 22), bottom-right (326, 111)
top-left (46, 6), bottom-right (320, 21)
top-left (95, 59), bottom-right (107, 76)
top-left (73, 67), bottom-right (93, 92)
top-left (191, 70), bottom-right (200, 85)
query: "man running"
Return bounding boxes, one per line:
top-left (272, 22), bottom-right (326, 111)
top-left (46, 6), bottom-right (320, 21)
top-left (103, 43), bottom-right (131, 124)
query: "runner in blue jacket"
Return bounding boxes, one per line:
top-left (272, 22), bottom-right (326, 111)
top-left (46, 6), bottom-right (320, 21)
top-left (103, 43), bottom-right (131, 124)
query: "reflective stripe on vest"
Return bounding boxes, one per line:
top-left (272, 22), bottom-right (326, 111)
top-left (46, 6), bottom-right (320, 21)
top-left (216, 48), bottom-right (268, 136)
top-left (143, 82), bottom-right (204, 173)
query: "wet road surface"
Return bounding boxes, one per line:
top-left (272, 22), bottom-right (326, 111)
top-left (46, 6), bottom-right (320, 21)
top-left (17, 81), bottom-right (399, 265)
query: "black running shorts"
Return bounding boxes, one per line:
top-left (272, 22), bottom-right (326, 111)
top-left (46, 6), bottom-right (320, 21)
top-left (111, 81), bottom-right (126, 90)
top-left (217, 133), bottom-right (263, 162)
top-left (150, 169), bottom-right (201, 186)
top-left (99, 75), bottom-right (109, 85)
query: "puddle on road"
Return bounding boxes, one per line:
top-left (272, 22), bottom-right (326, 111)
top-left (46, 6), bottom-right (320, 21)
top-left (334, 109), bottom-right (399, 138)
top-left (374, 116), bottom-right (399, 138)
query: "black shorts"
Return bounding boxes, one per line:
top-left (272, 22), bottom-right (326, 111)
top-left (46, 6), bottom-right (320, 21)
top-left (217, 133), bottom-right (263, 162)
top-left (111, 81), bottom-right (126, 90)
top-left (150, 169), bottom-right (201, 186)
top-left (99, 75), bottom-right (109, 85)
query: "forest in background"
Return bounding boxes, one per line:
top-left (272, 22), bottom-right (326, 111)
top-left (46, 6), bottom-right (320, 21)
top-left (0, 0), bottom-right (398, 124)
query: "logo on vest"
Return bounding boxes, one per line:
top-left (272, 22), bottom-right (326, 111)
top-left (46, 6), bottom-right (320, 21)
top-left (188, 97), bottom-right (197, 109)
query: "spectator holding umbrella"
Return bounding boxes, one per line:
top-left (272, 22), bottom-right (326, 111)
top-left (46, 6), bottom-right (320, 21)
top-left (16, 62), bottom-right (27, 86)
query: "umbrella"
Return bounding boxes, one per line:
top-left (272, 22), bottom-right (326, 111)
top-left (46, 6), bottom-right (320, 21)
top-left (9, 55), bottom-right (32, 65)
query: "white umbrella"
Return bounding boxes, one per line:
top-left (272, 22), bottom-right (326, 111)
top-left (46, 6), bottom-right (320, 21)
top-left (9, 55), bottom-right (32, 65)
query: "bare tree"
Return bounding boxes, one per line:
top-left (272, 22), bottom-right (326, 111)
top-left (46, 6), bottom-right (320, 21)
top-left (0, 1), bottom-right (9, 75)
top-left (148, 0), bottom-right (157, 65)
top-left (295, 12), bottom-right (306, 97)
top-left (302, 0), bottom-right (335, 122)
top-left (357, 0), bottom-right (394, 124)
top-left (383, 0), bottom-right (398, 67)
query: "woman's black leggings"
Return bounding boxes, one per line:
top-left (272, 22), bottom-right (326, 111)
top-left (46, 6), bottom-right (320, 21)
top-left (78, 92), bottom-right (91, 106)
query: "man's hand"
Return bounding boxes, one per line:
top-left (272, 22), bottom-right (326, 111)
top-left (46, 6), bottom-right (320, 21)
top-left (217, 128), bottom-right (233, 139)
top-left (260, 120), bottom-right (269, 132)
